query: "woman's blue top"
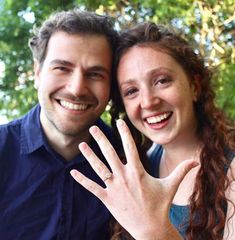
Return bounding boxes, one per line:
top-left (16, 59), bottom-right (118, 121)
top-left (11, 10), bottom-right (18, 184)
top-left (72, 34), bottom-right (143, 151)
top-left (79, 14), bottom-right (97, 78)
top-left (149, 144), bottom-right (235, 237)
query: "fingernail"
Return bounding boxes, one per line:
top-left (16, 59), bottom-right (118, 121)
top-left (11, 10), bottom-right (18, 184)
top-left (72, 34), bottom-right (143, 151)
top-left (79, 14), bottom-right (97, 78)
top-left (70, 169), bottom-right (78, 177)
top-left (191, 161), bottom-right (199, 168)
top-left (89, 125), bottom-right (99, 134)
top-left (78, 142), bottom-right (88, 151)
top-left (116, 119), bottom-right (125, 127)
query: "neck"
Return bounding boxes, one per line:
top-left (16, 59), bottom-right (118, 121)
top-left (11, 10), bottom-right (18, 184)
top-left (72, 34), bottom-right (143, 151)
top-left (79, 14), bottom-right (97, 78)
top-left (164, 141), bottom-right (201, 162)
top-left (163, 125), bottom-right (201, 161)
top-left (47, 133), bottom-right (91, 161)
top-left (40, 114), bottom-right (91, 161)
top-left (160, 137), bottom-right (202, 177)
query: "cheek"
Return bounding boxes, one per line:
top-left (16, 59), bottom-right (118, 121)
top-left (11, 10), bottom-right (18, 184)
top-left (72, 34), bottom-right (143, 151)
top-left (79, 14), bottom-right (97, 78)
top-left (170, 94), bottom-right (185, 108)
top-left (172, 93), bottom-right (195, 121)
top-left (37, 80), bottom-right (52, 94)
top-left (123, 100), bottom-right (139, 122)
top-left (39, 72), bottom-right (65, 93)
top-left (167, 85), bottom-right (194, 108)
top-left (96, 83), bottom-right (110, 102)
top-left (36, 72), bottom-right (50, 90)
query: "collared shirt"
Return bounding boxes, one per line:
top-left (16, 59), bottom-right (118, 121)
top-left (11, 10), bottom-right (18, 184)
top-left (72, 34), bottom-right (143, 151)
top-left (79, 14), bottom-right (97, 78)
top-left (0, 104), bottom-right (117, 240)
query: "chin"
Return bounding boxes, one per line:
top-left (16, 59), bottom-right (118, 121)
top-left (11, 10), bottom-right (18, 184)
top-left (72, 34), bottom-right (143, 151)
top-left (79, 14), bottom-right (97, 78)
top-left (54, 122), bottom-right (85, 136)
top-left (147, 134), bottom-right (176, 145)
top-left (59, 128), bottom-right (84, 137)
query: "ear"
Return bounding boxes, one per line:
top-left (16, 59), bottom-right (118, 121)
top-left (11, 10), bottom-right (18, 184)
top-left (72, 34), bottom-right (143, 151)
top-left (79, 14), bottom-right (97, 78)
top-left (33, 59), bottom-right (41, 89)
top-left (192, 75), bottom-right (201, 102)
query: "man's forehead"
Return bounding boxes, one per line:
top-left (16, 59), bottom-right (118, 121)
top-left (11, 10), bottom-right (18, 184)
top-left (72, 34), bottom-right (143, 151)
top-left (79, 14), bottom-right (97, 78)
top-left (44, 32), bottom-right (112, 68)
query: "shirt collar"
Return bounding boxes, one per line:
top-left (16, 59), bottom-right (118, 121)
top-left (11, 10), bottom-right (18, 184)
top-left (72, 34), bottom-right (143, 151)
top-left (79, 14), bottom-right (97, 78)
top-left (20, 105), bottom-right (111, 156)
top-left (20, 104), bottom-right (45, 154)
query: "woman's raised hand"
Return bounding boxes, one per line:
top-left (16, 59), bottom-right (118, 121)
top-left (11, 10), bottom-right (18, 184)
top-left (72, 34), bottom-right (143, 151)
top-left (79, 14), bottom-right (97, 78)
top-left (70, 119), bottom-right (198, 240)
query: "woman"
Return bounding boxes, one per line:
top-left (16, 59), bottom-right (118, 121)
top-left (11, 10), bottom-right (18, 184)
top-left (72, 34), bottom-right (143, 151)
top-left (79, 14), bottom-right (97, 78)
top-left (71, 23), bottom-right (235, 239)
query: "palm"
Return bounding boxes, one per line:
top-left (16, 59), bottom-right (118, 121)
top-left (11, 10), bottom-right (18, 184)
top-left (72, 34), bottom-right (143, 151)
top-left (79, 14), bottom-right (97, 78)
top-left (70, 119), bottom-right (198, 239)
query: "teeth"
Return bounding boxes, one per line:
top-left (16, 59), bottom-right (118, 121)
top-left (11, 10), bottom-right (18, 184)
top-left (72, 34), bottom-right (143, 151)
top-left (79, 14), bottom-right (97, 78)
top-left (60, 100), bottom-right (88, 111)
top-left (146, 113), bottom-right (170, 124)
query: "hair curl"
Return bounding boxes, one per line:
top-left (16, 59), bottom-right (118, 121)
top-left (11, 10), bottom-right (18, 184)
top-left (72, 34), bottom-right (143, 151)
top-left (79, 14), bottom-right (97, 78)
top-left (110, 22), bottom-right (235, 240)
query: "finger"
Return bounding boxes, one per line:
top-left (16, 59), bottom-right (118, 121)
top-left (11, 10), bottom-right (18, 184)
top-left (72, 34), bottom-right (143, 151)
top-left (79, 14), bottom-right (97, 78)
top-left (116, 119), bottom-right (142, 168)
top-left (79, 142), bottom-right (113, 184)
top-left (70, 169), bottom-right (106, 200)
top-left (165, 159), bottom-right (199, 197)
top-left (89, 126), bottom-right (123, 172)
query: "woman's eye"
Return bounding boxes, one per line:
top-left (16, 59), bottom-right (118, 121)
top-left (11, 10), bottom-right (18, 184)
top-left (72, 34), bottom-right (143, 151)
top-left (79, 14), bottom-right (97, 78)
top-left (155, 76), bottom-right (172, 86)
top-left (123, 88), bottom-right (138, 97)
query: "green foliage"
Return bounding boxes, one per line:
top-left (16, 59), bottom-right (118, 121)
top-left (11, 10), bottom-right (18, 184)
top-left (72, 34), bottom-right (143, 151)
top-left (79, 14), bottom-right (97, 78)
top-left (0, 0), bottom-right (234, 122)
top-left (214, 63), bottom-right (235, 119)
top-left (0, 0), bottom-right (75, 120)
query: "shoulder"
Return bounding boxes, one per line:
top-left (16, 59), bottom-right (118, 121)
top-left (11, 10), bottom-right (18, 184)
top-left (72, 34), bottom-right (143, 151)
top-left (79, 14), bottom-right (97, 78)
top-left (226, 151), bottom-right (235, 196)
top-left (0, 119), bottom-right (22, 140)
top-left (148, 144), bottom-right (163, 162)
top-left (0, 117), bottom-right (27, 159)
top-left (228, 153), bottom-right (235, 179)
top-left (0, 105), bottom-right (40, 148)
top-left (225, 154), bottom-right (235, 217)
top-left (226, 149), bottom-right (235, 177)
top-left (0, 120), bottom-right (22, 164)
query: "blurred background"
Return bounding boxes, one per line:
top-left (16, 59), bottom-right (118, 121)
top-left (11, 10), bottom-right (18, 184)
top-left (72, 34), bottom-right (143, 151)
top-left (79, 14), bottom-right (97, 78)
top-left (0, 0), bottom-right (234, 124)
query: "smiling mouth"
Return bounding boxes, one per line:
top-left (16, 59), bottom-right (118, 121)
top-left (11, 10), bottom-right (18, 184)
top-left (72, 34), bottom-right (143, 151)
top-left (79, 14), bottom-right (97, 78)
top-left (59, 100), bottom-right (90, 111)
top-left (145, 112), bottom-right (172, 124)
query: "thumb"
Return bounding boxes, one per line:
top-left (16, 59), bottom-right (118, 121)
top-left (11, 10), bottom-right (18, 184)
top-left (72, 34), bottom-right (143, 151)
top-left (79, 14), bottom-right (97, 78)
top-left (164, 159), bottom-right (199, 198)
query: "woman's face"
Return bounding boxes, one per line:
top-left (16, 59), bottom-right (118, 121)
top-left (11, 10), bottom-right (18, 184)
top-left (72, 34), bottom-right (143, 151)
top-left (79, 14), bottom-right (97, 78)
top-left (117, 46), bottom-right (198, 146)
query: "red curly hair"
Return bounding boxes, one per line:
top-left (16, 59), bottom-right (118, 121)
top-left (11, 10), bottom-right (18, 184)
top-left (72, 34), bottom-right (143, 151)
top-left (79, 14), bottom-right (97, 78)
top-left (110, 22), bottom-right (235, 239)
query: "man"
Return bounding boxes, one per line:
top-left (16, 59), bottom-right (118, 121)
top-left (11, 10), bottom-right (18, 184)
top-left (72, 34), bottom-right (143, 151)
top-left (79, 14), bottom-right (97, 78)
top-left (0, 9), bottom-right (118, 240)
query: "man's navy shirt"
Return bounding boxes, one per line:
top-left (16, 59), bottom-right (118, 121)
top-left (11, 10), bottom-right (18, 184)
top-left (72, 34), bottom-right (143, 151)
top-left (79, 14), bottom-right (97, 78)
top-left (0, 105), bottom-right (115, 240)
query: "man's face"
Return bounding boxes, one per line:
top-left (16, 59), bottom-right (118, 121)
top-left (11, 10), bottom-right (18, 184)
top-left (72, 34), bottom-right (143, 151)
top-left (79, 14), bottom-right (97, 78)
top-left (34, 31), bottom-right (112, 139)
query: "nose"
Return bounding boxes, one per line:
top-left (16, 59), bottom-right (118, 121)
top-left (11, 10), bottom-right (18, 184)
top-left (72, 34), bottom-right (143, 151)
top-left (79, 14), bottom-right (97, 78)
top-left (140, 88), bottom-right (160, 109)
top-left (66, 71), bottom-right (88, 97)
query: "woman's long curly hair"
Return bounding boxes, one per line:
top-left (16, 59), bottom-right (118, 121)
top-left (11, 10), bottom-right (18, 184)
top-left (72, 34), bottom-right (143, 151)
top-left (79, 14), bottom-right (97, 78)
top-left (110, 22), bottom-right (235, 240)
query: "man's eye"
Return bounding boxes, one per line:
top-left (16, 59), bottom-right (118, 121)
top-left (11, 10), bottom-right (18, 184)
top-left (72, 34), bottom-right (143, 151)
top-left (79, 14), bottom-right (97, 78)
top-left (54, 66), bottom-right (69, 72)
top-left (87, 72), bottom-right (104, 80)
top-left (90, 72), bottom-right (101, 77)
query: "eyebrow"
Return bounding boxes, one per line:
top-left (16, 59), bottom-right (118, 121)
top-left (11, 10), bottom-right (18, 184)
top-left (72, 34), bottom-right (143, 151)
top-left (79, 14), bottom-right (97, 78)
top-left (147, 67), bottom-right (174, 76)
top-left (119, 67), bottom-right (175, 87)
top-left (49, 59), bottom-right (110, 75)
top-left (87, 66), bottom-right (110, 75)
top-left (49, 59), bottom-right (74, 67)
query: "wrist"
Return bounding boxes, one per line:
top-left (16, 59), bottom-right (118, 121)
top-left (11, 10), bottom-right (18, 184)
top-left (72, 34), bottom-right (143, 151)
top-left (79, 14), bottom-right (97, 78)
top-left (133, 222), bottom-right (183, 240)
